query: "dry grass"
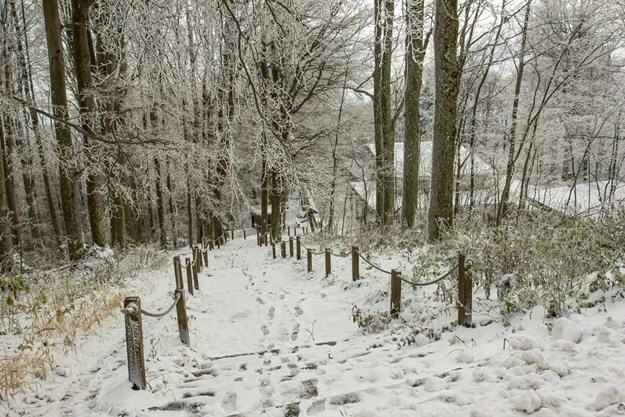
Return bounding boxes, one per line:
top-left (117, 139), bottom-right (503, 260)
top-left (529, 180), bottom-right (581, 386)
top-left (0, 246), bottom-right (165, 407)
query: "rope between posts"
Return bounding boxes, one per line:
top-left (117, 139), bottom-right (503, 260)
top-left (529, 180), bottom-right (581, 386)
top-left (358, 252), bottom-right (392, 275)
top-left (398, 264), bottom-right (458, 287)
top-left (329, 250), bottom-right (349, 258)
top-left (138, 292), bottom-right (181, 318)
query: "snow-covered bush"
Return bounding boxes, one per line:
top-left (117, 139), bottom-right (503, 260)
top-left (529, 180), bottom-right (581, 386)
top-left (445, 211), bottom-right (625, 314)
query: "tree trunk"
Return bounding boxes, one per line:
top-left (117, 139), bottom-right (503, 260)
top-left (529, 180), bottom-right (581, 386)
top-left (0, 122), bottom-right (14, 272)
top-left (402, 0), bottom-right (427, 227)
top-left (43, 0), bottom-right (85, 260)
top-left (427, 0), bottom-right (460, 241)
top-left (497, 0), bottom-right (531, 224)
top-left (154, 157), bottom-right (167, 249)
top-left (71, 0), bottom-right (108, 247)
top-left (373, 0), bottom-right (395, 227)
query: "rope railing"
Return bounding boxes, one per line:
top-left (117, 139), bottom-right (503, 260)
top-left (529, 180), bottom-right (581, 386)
top-left (398, 264), bottom-right (459, 287)
top-left (122, 254), bottom-right (199, 390)
top-left (271, 238), bottom-right (472, 328)
top-left (132, 292), bottom-right (181, 318)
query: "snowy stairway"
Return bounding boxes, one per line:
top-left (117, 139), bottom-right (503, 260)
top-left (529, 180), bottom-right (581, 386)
top-left (145, 335), bottom-right (454, 416)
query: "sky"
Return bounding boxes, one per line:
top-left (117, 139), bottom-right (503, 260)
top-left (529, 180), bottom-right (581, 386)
top-left (3, 229), bottom-right (625, 417)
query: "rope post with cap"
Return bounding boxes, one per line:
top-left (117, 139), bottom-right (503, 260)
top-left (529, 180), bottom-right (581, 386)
top-left (307, 249), bottom-right (313, 273)
top-left (289, 237), bottom-right (294, 257)
top-left (281, 241), bottom-right (287, 258)
top-left (325, 247), bottom-right (331, 277)
top-left (352, 246), bottom-right (359, 281)
top-left (122, 297), bottom-right (146, 390)
top-left (390, 269), bottom-right (402, 319)
top-left (202, 249), bottom-right (208, 267)
top-left (185, 258), bottom-right (194, 296)
top-left (296, 236), bottom-right (301, 260)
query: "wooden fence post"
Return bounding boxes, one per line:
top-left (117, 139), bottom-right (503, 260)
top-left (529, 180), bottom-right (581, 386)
top-left (244, 229), bottom-right (247, 240)
top-left (174, 256), bottom-right (184, 290)
top-left (390, 270), bottom-right (402, 319)
top-left (296, 237), bottom-right (301, 260)
top-left (288, 226), bottom-right (291, 237)
top-left (175, 288), bottom-right (190, 345)
top-left (307, 249), bottom-right (313, 273)
top-left (289, 237), bottom-right (294, 257)
top-left (325, 247), bottom-right (331, 277)
top-left (272, 241), bottom-right (277, 259)
top-left (256, 227), bottom-right (261, 246)
top-left (192, 261), bottom-right (199, 290)
top-left (185, 258), bottom-right (194, 296)
top-left (231, 230), bottom-right (234, 240)
top-left (281, 241), bottom-right (287, 258)
top-left (202, 249), bottom-right (208, 267)
top-left (457, 254), bottom-right (472, 327)
top-left (352, 246), bottom-right (359, 281)
top-left (264, 233), bottom-right (269, 246)
top-left (123, 297), bottom-right (146, 390)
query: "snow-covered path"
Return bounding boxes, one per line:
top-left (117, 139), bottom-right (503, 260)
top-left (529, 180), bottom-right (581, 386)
top-left (10, 236), bottom-right (625, 417)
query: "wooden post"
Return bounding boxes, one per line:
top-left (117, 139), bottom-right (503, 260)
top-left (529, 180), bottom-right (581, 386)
top-left (244, 229), bottom-right (247, 240)
top-left (289, 237), bottom-right (294, 257)
top-left (174, 256), bottom-right (184, 290)
top-left (175, 288), bottom-right (190, 345)
top-left (264, 233), bottom-right (269, 246)
top-left (307, 249), bottom-right (313, 273)
top-left (256, 227), bottom-right (260, 246)
top-left (216, 237), bottom-right (220, 249)
top-left (209, 239), bottom-right (214, 251)
top-left (202, 249), bottom-right (208, 266)
top-left (325, 247), bottom-right (331, 277)
top-left (192, 262), bottom-right (199, 290)
top-left (194, 246), bottom-right (203, 271)
top-left (123, 297), bottom-right (146, 390)
top-left (390, 270), bottom-right (402, 319)
top-left (457, 254), bottom-right (472, 327)
top-left (352, 246), bottom-right (360, 281)
top-left (288, 226), bottom-right (291, 237)
top-left (185, 258), bottom-right (194, 296)
top-left (272, 241), bottom-right (277, 259)
top-left (296, 236), bottom-right (301, 260)
top-left (281, 241), bottom-right (287, 258)
top-left (231, 230), bottom-right (234, 240)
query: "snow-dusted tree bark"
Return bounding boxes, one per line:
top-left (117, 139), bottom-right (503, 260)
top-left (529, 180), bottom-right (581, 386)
top-left (71, 0), bottom-right (108, 247)
top-left (43, 0), bottom-right (85, 260)
top-left (427, 0), bottom-right (459, 241)
top-left (402, 0), bottom-right (429, 227)
top-left (373, 0), bottom-right (396, 227)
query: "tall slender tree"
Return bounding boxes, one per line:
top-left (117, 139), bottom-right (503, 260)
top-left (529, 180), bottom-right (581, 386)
top-left (402, 0), bottom-right (429, 227)
top-left (427, 0), bottom-right (460, 241)
top-left (43, 0), bottom-right (85, 260)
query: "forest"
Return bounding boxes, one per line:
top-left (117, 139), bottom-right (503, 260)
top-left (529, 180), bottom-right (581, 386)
top-left (0, 0), bottom-right (624, 267)
top-left (3, 0), bottom-right (625, 410)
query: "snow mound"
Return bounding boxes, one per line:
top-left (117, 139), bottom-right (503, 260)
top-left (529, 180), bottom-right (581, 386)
top-left (424, 376), bottom-right (447, 392)
top-left (591, 385), bottom-right (621, 411)
top-left (514, 390), bottom-right (542, 413)
top-left (551, 318), bottom-right (582, 343)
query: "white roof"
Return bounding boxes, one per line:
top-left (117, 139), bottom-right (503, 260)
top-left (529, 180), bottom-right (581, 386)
top-left (367, 141), bottom-right (492, 178)
top-left (527, 180), bottom-right (625, 217)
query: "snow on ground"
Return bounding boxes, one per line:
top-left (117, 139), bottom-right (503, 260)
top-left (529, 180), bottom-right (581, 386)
top-left (6, 235), bottom-right (625, 417)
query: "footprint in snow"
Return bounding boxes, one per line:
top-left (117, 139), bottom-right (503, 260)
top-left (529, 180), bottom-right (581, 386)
top-left (261, 325), bottom-right (270, 336)
top-left (256, 297), bottom-right (265, 305)
top-left (268, 306), bottom-right (275, 319)
top-left (294, 306), bottom-right (303, 317)
top-left (291, 323), bottom-right (300, 341)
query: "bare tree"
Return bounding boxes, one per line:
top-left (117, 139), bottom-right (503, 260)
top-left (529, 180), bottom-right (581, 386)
top-left (427, 0), bottom-right (460, 241)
